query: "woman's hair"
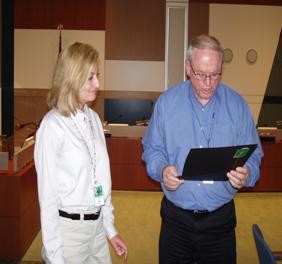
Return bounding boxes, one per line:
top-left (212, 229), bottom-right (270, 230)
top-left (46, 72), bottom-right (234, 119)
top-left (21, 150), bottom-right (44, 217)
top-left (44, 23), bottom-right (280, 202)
top-left (186, 34), bottom-right (224, 63)
top-left (47, 42), bottom-right (99, 116)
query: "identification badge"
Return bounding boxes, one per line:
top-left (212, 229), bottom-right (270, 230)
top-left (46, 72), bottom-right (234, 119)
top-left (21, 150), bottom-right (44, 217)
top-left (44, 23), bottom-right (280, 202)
top-left (94, 184), bottom-right (105, 206)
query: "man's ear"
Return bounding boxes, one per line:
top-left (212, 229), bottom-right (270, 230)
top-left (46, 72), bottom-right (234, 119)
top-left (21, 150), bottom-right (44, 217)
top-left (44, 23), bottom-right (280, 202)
top-left (185, 60), bottom-right (191, 79)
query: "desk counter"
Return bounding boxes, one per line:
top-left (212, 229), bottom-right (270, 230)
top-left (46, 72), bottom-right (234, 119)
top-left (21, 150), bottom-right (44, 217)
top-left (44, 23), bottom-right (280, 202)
top-left (107, 137), bottom-right (282, 192)
top-left (0, 161), bottom-right (40, 260)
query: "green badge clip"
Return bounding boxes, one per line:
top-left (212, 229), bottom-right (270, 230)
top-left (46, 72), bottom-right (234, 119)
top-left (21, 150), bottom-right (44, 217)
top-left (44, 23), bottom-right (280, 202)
top-left (96, 185), bottom-right (103, 197)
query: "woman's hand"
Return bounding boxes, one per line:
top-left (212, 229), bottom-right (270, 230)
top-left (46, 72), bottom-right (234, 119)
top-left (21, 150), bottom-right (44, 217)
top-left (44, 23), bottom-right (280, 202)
top-left (110, 234), bottom-right (128, 260)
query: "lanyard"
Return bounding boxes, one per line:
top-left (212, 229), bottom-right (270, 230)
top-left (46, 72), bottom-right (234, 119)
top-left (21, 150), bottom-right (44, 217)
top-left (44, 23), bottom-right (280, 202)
top-left (71, 107), bottom-right (98, 185)
top-left (189, 93), bottom-right (216, 148)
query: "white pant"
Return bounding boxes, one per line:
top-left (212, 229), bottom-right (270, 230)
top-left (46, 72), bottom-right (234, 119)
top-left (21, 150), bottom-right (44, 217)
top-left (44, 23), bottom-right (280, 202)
top-left (57, 214), bottom-right (112, 264)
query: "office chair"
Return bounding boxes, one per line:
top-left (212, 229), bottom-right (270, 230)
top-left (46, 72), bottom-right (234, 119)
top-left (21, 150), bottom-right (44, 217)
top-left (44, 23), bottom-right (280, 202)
top-left (252, 224), bottom-right (282, 264)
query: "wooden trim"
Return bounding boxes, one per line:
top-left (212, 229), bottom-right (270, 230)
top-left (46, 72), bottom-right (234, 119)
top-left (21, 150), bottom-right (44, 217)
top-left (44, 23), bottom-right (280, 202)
top-left (14, 88), bottom-right (162, 99)
top-left (97, 90), bottom-right (161, 100)
top-left (14, 88), bottom-right (48, 97)
top-left (15, 0), bottom-right (106, 30)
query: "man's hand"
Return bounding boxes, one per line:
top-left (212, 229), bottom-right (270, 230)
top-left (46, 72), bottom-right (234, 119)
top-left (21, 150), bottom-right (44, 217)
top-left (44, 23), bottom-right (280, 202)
top-left (162, 165), bottom-right (184, 191)
top-left (227, 164), bottom-right (249, 189)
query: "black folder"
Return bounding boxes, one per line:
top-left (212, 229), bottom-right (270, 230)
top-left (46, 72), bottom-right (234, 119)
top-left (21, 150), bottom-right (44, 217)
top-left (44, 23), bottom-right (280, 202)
top-left (181, 144), bottom-right (257, 181)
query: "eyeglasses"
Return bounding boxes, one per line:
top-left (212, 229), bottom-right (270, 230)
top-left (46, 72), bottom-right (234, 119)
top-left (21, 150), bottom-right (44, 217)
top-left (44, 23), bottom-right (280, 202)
top-left (190, 64), bottom-right (222, 81)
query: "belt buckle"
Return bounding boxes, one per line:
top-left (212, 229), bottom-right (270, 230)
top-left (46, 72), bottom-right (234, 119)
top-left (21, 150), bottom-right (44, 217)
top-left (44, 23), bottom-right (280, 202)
top-left (80, 213), bottom-right (84, 221)
top-left (193, 209), bottom-right (207, 214)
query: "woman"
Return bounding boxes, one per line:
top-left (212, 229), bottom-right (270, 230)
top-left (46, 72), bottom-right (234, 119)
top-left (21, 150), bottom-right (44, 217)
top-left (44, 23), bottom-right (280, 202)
top-left (34, 42), bottom-right (128, 263)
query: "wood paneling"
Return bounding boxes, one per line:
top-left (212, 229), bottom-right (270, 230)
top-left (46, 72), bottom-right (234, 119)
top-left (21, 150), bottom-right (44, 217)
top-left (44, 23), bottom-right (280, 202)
top-left (243, 142), bottom-right (282, 192)
top-left (105, 0), bottom-right (165, 61)
top-left (107, 137), bottom-right (282, 192)
top-left (15, 0), bottom-right (105, 30)
top-left (188, 3), bottom-right (209, 41)
top-left (14, 88), bottom-right (49, 128)
top-left (106, 137), bottom-right (161, 190)
top-left (0, 162), bottom-right (40, 260)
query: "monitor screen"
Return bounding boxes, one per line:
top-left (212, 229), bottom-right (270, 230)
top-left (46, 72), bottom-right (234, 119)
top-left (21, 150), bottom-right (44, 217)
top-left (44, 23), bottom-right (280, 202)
top-left (104, 98), bottom-right (156, 125)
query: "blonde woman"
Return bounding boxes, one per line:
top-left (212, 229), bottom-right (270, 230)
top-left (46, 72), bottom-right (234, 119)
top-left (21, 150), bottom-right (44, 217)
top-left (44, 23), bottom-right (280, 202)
top-left (35, 42), bottom-right (127, 264)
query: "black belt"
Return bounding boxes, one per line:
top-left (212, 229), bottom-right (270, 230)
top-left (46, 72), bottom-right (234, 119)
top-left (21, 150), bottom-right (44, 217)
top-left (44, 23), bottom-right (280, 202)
top-left (164, 197), bottom-right (210, 215)
top-left (59, 210), bottom-right (100, 220)
top-left (185, 201), bottom-right (234, 215)
top-left (187, 209), bottom-right (209, 214)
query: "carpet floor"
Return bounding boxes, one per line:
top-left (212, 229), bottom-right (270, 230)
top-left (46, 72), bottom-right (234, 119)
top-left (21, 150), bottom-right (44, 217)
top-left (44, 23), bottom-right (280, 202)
top-left (22, 191), bottom-right (282, 264)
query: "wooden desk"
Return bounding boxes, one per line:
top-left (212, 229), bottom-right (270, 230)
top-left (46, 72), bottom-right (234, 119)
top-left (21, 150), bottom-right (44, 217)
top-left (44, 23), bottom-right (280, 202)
top-left (243, 142), bottom-right (282, 192)
top-left (107, 137), bottom-right (160, 190)
top-left (107, 137), bottom-right (282, 192)
top-left (0, 161), bottom-right (40, 260)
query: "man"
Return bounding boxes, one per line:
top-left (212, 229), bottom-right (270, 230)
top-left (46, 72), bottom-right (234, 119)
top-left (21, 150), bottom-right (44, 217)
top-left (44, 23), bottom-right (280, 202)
top-left (142, 34), bottom-right (263, 264)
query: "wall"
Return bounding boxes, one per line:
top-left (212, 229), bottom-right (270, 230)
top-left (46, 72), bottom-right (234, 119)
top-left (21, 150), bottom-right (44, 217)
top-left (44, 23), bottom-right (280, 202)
top-left (14, 30), bottom-right (105, 89)
top-left (105, 0), bottom-right (165, 91)
top-left (13, 0), bottom-right (167, 124)
top-left (14, 0), bottom-right (166, 92)
top-left (12, 1), bottom-right (282, 125)
top-left (209, 4), bottom-right (282, 123)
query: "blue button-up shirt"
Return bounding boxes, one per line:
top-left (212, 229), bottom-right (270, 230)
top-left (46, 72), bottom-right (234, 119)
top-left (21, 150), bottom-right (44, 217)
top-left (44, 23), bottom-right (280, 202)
top-left (142, 80), bottom-right (263, 211)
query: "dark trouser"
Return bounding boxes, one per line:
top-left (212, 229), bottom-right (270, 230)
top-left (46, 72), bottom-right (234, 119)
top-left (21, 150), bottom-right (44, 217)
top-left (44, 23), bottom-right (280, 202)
top-left (159, 197), bottom-right (237, 264)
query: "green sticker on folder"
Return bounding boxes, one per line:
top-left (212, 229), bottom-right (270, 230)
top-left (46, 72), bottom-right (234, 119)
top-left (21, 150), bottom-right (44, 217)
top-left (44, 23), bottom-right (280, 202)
top-left (233, 147), bottom-right (250, 158)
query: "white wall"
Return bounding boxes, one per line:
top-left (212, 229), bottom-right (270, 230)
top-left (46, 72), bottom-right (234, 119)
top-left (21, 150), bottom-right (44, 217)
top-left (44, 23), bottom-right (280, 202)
top-left (14, 29), bottom-right (105, 89)
top-left (209, 4), bottom-right (282, 123)
top-left (105, 60), bottom-right (165, 91)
